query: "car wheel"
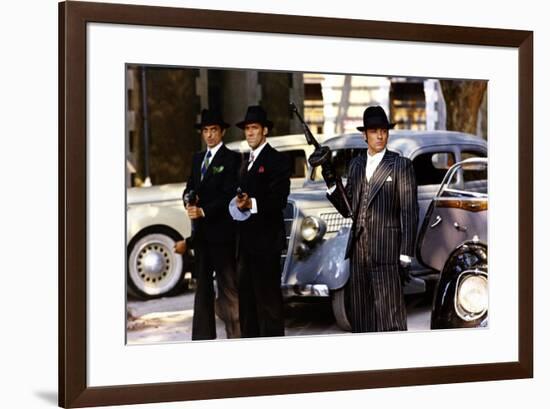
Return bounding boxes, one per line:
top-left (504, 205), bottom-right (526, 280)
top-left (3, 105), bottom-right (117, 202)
top-left (331, 287), bottom-right (351, 331)
top-left (127, 226), bottom-right (187, 299)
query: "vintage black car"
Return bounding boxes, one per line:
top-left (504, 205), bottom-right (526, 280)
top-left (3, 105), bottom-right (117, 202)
top-left (416, 157), bottom-right (488, 329)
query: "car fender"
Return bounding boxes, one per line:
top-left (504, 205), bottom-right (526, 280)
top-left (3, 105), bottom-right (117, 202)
top-left (126, 203), bottom-right (191, 244)
top-left (293, 227), bottom-right (351, 290)
top-left (431, 240), bottom-right (488, 329)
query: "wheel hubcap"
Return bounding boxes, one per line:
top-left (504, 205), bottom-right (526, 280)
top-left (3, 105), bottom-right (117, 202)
top-left (140, 247), bottom-right (167, 277)
top-left (129, 233), bottom-right (183, 296)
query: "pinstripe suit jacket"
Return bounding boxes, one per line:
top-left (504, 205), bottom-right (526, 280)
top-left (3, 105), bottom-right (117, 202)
top-left (328, 149), bottom-right (418, 266)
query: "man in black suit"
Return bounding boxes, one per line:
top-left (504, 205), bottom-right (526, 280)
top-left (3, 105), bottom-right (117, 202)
top-left (324, 106), bottom-right (418, 332)
top-left (229, 105), bottom-right (291, 337)
top-left (179, 109), bottom-right (241, 340)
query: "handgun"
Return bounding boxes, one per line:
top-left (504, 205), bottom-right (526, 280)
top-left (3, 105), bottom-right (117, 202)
top-left (183, 189), bottom-right (197, 207)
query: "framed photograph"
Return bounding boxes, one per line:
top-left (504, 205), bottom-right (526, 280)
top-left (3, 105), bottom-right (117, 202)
top-left (59, 1), bottom-right (533, 407)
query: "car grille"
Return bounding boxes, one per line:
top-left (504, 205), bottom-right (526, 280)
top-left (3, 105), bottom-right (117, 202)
top-left (281, 202), bottom-right (296, 270)
top-left (320, 211), bottom-right (352, 233)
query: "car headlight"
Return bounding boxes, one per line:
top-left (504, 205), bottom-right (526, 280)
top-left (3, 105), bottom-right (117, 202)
top-left (455, 273), bottom-right (488, 321)
top-left (300, 216), bottom-right (326, 243)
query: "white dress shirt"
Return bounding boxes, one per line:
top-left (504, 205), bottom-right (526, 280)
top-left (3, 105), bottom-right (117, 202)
top-left (365, 148), bottom-right (386, 181)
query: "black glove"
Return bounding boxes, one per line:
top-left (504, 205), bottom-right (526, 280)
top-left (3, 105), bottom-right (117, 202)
top-left (399, 261), bottom-right (412, 286)
top-left (308, 146), bottom-right (331, 167)
top-left (321, 163), bottom-right (337, 188)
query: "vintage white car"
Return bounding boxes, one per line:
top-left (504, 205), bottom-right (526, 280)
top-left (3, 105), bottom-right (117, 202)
top-left (126, 134), bottom-right (316, 299)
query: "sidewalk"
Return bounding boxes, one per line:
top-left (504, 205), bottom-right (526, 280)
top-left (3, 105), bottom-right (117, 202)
top-left (126, 292), bottom-right (431, 345)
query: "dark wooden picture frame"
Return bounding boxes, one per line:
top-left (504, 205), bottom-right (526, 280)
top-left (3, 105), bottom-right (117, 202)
top-left (59, 1), bottom-right (533, 407)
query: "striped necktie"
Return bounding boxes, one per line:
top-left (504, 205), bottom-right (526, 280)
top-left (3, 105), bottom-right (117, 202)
top-left (201, 150), bottom-right (212, 179)
top-left (247, 151), bottom-right (255, 171)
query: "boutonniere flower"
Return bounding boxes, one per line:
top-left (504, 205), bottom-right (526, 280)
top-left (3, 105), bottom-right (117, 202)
top-left (258, 165), bottom-right (265, 173)
top-left (212, 165), bottom-right (224, 174)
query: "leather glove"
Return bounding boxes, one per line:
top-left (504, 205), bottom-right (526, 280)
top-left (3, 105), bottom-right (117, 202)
top-left (321, 163), bottom-right (337, 188)
top-left (399, 261), bottom-right (412, 286)
top-left (308, 146), bottom-right (331, 167)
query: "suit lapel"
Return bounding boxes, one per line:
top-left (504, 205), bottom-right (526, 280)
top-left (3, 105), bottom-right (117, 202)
top-left (247, 143), bottom-right (270, 175)
top-left (353, 153), bottom-right (367, 206)
top-left (200, 145), bottom-right (226, 186)
top-left (347, 153), bottom-right (367, 245)
top-left (366, 150), bottom-right (396, 208)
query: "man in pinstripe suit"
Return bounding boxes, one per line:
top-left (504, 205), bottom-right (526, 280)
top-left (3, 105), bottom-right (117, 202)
top-left (325, 106), bottom-right (418, 333)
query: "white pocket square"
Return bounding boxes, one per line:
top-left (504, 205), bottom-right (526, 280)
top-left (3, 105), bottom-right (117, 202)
top-left (385, 176), bottom-right (393, 182)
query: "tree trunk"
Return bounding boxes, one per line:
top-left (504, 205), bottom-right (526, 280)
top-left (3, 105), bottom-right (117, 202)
top-left (440, 80), bottom-right (487, 136)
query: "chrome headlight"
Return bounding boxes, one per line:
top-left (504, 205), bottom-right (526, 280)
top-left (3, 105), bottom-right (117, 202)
top-left (300, 216), bottom-right (326, 243)
top-left (455, 273), bottom-right (488, 321)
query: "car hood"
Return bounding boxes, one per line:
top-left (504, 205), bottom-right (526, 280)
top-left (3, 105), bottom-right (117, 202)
top-left (127, 183), bottom-right (185, 205)
top-left (288, 183), bottom-right (334, 210)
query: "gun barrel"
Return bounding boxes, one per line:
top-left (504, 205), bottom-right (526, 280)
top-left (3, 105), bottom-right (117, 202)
top-left (290, 102), bottom-right (321, 149)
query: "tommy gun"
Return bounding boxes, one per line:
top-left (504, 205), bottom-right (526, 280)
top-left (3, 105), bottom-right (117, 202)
top-left (290, 102), bottom-right (353, 218)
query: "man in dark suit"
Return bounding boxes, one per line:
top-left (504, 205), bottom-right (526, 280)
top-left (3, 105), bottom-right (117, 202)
top-left (229, 105), bottom-right (291, 337)
top-left (179, 108), bottom-right (241, 340)
top-left (324, 105), bottom-right (418, 332)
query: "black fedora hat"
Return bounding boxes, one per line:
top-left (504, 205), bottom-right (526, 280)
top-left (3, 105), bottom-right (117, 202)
top-left (357, 105), bottom-right (395, 131)
top-left (236, 105), bottom-right (274, 129)
top-left (194, 109), bottom-right (230, 130)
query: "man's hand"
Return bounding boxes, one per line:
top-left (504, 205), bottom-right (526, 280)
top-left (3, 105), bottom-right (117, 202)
top-left (236, 192), bottom-right (252, 211)
top-left (173, 240), bottom-right (187, 255)
top-left (399, 259), bottom-right (412, 286)
top-left (321, 163), bottom-right (337, 188)
top-left (187, 205), bottom-right (205, 220)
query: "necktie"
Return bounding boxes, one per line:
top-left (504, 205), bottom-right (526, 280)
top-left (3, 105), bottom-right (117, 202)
top-left (201, 150), bottom-right (212, 179)
top-left (247, 151), bottom-right (255, 171)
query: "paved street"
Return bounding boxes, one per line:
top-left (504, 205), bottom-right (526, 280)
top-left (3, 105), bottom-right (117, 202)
top-left (127, 290), bottom-right (431, 344)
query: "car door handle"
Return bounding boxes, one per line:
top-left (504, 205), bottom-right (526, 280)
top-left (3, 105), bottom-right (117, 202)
top-left (453, 222), bottom-right (467, 232)
top-left (430, 215), bottom-right (442, 228)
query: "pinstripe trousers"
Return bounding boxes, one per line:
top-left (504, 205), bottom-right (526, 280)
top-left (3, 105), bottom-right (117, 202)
top-left (346, 177), bottom-right (408, 333)
top-left (347, 242), bottom-right (407, 332)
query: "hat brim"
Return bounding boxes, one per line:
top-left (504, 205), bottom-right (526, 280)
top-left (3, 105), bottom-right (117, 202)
top-left (194, 122), bottom-right (230, 130)
top-left (357, 123), bottom-right (396, 132)
top-left (236, 120), bottom-right (274, 130)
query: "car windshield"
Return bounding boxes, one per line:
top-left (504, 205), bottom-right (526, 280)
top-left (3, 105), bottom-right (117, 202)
top-left (309, 148), bottom-right (367, 182)
top-left (439, 160), bottom-right (488, 198)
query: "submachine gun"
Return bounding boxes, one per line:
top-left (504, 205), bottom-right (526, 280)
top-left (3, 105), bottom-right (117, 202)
top-left (289, 102), bottom-right (353, 218)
